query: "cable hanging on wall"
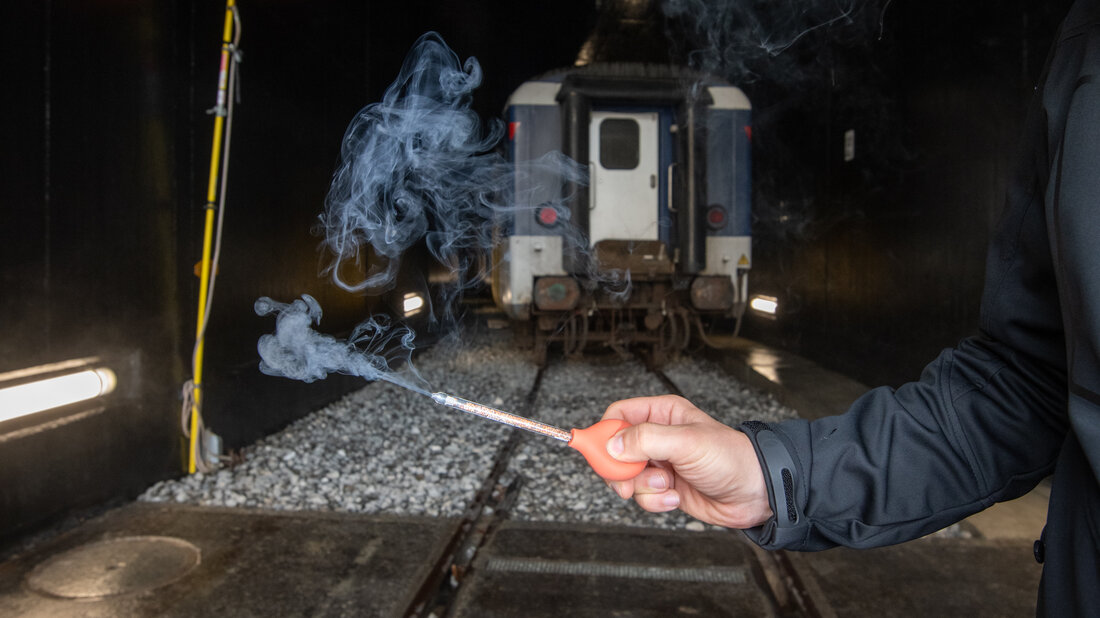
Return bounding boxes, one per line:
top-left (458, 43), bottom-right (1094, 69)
top-left (183, 0), bottom-right (242, 474)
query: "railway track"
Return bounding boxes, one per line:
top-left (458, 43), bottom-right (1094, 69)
top-left (404, 350), bottom-right (824, 617)
top-left (407, 367), bottom-right (545, 617)
top-left (137, 324), bottom-right (803, 615)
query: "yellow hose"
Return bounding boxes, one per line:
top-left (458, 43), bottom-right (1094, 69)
top-left (190, 0), bottom-right (237, 474)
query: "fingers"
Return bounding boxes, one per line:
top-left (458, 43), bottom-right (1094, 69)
top-left (599, 395), bottom-right (775, 529)
top-left (609, 466), bottom-right (681, 512)
top-left (607, 421), bottom-right (705, 465)
top-left (602, 395), bottom-right (709, 426)
top-left (634, 490), bottom-right (681, 512)
top-left (602, 393), bottom-right (686, 422)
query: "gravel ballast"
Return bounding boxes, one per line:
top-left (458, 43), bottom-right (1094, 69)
top-left (505, 351), bottom-right (798, 530)
top-left (142, 332), bottom-right (799, 531)
top-left (142, 332), bottom-right (531, 517)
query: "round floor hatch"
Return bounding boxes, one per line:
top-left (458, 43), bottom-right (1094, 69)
top-left (25, 536), bottom-right (201, 599)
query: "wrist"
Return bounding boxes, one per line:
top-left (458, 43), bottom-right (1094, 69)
top-left (739, 421), bottom-right (804, 531)
top-left (730, 430), bottom-right (775, 528)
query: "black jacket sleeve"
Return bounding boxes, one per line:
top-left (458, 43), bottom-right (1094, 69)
top-left (744, 337), bottom-right (1066, 550)
top-left (738, 0), bottom-right (1100, 551)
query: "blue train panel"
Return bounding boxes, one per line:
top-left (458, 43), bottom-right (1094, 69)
top-left (494, 64), bottom-right (753, 346)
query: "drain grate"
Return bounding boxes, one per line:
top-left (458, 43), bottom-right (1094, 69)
top-left (25, 535), bottom-right (201, 599)
top-left (484, 557), bottom-right (747, 584)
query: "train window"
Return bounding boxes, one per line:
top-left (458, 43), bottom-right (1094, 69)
top-left (599, 118), bottom-right (639, 170)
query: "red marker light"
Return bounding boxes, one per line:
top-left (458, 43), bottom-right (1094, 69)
top-left (707, 206), bottom-right (727, 229)
top-left (536, 206), bottom-right (558, 226)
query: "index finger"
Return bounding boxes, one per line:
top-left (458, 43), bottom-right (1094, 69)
top-left (601, 395), bottom-right (709, 426)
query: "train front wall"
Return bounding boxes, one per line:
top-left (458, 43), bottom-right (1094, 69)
top-left (493, 100), bottom-right (566, 318)
top-left (495, 92), bottom-right (751, 319)
top-left (701, 106), bottom-right (753, 308)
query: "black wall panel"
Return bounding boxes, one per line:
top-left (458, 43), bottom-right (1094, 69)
top-left (1, 0), bottom-right (187, 542)
top-left (740, 0), bottom-right (1073, 388)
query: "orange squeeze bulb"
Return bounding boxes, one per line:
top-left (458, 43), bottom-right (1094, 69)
top-left (567, 418), bottom-right (647, 481)
top-left (430, 393), bottom-right (646, 481)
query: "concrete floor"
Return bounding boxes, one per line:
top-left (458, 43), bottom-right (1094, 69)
top-left (784, 537), bottom-right (1041, 617)
top-left (0, 504), bottom-right (457, 617)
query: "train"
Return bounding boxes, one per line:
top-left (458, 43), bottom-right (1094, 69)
top-left (491, 63), bottom-right (753, 363)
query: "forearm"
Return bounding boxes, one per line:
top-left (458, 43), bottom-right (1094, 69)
top-left (743, 336), bottom-right (1067, 551)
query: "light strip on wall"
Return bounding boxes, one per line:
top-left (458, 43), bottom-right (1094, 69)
top-left (749, 295), bottom-right (779, 315)
top-left (0, 368), bottom-right (117, 423)
top-left (403, 292), bottom-right (425, 316)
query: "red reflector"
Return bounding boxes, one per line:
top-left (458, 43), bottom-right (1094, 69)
top-left (707, 207), bottom-right (726, 228)
top-left (509, 121), bottom-right (520, 141)
top-left (744, 125), bottom-right (752, 141)
top-left (537, 206), bottom-right (558, 226)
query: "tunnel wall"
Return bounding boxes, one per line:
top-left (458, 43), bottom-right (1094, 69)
top-left (1, 0), bottom-right (192, 545)
top-left (0, 0), bottom-right (374, 544)
top-left (739, 0), bottom-right (1074, 389)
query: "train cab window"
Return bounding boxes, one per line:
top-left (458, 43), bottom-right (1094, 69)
top-left (599, 118), bottom-right (639, 170)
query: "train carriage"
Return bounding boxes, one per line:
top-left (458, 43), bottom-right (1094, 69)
top-left (492, 63), bottom-right (752, 362)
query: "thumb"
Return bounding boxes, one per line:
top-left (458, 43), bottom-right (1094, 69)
top-left (607, 422), bottom-right (701, 464)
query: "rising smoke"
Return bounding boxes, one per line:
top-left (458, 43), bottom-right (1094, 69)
top-left (660, 0), bottom-right (886, 85)
top-left (256, 32), bottom-right (596, 389)
top-left (319, 32), bottom-right (509, 298)
top-left (255, 295), bottom-right (427, 394)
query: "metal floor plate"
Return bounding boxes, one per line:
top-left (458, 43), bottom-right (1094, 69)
top-left (0, 503), bottom-right (460, 617)
top-left (451, 521), bottom-right (778, 617)
top-left (25, 536), bottom-right (201, 599)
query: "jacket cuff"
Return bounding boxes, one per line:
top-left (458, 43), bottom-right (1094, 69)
top-left (739, 420), bottom-right (808, 549)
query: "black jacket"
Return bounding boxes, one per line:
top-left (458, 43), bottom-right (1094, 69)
top-left (742, 2), bottom-right (1100, 614)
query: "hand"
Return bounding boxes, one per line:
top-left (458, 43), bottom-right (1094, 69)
top-left (602, 395), bottom-right (773, 529)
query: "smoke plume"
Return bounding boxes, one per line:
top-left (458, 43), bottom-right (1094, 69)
top-left (255, 295), bottom-right (427, 394)
top-left (320, 32), bottom-right (508, 298)
top-left (257, 32), bottom-right (606, 389)
top-left (660, 0), bottom-right (886, 86)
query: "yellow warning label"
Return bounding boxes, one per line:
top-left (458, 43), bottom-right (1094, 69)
top-left (737, 254), bottom-right (750, 266)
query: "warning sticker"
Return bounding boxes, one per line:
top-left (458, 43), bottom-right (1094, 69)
top-left (737, 254), bottom-right (750, 266)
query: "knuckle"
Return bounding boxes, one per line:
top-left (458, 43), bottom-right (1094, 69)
top-left (630, 423), bottom-right (657, 454)
top-left (635, 493), bottom-right (675, 513)
top-left (633, 494), bottom-right (659, 512)
top-left (668, 394), bottom-right (690, 406)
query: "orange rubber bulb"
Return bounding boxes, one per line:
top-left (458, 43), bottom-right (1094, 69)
top-left (568, 418), bottom-right (647, 481)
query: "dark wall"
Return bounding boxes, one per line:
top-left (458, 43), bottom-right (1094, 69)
top-left (0, 0), bottom-right (186, 542)
top-left (739, 0), bottom-right (1074, 388)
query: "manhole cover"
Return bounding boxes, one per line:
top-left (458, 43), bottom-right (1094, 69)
top-left (25, 536), bottom-right (201, 599)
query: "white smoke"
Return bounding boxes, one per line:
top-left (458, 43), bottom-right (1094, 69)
top-left (256, 32), bottom-right (619, 389)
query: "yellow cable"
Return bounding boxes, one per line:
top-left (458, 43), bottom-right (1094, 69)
top-left (190, 0), bottom-right (237, 474)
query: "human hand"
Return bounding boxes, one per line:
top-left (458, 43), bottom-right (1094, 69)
top-left (602, 395), bottom-right (773, 529)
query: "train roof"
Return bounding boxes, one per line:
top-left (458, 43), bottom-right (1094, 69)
top-left (506, 62), bottom-right (750, 111)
